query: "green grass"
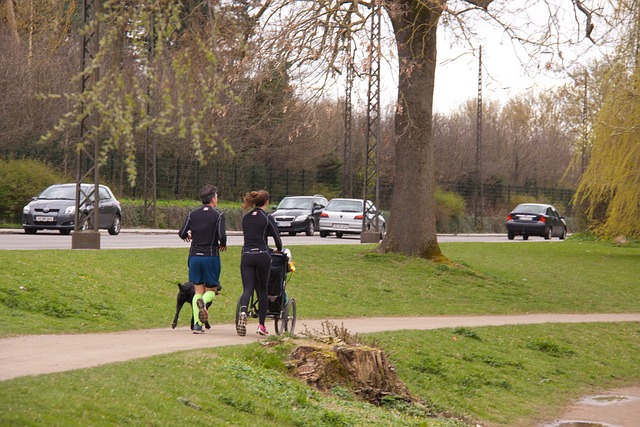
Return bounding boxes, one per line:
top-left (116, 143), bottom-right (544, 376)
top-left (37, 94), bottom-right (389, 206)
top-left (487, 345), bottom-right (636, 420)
top-left (377, 322), bottom-right (640, 426)
top-left (1, 323), bottom-right (639, 426)
top-left (0, 238), bottom-right (639, 426)
top-left (0, 342), bottom-right (465, 427)
top-left (0, 240), bottom-right (638, 335)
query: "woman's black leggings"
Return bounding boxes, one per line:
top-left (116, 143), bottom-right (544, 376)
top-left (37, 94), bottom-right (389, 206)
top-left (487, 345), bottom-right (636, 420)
top-left (239, 252), bottom-right (271, 326)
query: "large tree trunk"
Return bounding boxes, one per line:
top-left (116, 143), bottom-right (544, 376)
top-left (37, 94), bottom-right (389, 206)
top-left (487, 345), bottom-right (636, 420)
top-left (379, 1), bottom-right (444, 259)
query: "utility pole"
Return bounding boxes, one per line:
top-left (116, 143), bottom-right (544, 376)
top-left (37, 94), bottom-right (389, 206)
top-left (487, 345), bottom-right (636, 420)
top-left (342, 9), bottom-right (354, 199)
top-left (361, 0), bottom-right (382, 243)
top-left (581, 70), bottom-right (588, 174)
top-left (144, 14), bottom-right (157, 227)
top-left (475, 46), bottom-right (484, 229)
top-left (72, 0), bottom-right (101, 249)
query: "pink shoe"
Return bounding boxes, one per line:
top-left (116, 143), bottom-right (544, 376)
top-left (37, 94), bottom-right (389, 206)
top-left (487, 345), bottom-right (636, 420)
top-left (256, 324), bottom-right (269, 336)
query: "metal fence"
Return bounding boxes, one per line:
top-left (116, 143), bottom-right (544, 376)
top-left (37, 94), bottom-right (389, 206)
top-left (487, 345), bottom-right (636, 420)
top-left (104, 157), bottom-right (575, 216)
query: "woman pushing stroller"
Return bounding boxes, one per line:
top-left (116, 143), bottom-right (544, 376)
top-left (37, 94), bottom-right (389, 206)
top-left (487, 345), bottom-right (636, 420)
top-left (237, 190), bottom-right (282, 336)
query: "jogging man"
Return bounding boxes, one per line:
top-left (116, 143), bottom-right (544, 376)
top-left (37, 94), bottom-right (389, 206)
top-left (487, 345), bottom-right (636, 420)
top-left (178, 184), bottom-right (227, 334)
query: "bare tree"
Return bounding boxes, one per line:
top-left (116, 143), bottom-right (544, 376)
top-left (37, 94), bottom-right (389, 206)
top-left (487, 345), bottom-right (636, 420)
top-left (21, 0), bottom-right (605, 256)
top-left (233, 0), bottom-right (603, 257)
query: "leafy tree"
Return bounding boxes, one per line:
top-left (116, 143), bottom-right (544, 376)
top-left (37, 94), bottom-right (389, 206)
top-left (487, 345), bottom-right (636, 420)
top-left (573, 1), bottom-right (640, 239)
top-left (37, 0), bottom-right (246, 187)
top-left (574, 68), bottom-right (640, 239)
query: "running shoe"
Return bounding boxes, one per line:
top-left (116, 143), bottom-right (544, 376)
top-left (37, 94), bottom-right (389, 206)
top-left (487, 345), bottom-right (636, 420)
top-left (196, 298), bottom-right (208, 323)
top-left (256, 324), bottom-right (269, 336)
top-left (236, 312), bottom-right (247, 336)
top-left (192, 324), bottom-right (204, 334)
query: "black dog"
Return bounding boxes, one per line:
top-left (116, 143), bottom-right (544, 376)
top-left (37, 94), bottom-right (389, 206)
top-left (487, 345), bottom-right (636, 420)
top-left (171, 282), bottom-right (221, 330)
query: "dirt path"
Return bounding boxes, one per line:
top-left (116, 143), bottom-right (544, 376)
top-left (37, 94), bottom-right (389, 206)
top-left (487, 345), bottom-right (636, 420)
top-left (2, 313), bottom-right (640, 426)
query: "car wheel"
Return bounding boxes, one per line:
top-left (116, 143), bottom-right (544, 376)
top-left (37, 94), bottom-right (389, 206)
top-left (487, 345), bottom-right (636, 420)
top-left (507, 231), bottom-right (515, 240)
top-left (24, 227), bottom-right (37, 234)
top-left (522, 235), bottom-right (529, 240)
top-left (559, 227), bottom-right (567, 240)
top-left (379, 224), bottom-right (386, 240)
top-left (336, 232), bottom-right (343, 239)
top-left (544, 227), bottom-right (552, 240)
top-left (60, 229), bottom-right (71, 235)
top-left (305, 220), bottom-right (315, 236)
top-left (108, 214), bottom-right (121, 235)
top-left (319, 231), bottom-right (328, 238)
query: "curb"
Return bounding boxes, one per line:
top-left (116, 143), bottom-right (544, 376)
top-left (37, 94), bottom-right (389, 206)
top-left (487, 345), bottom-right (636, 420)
top-left (0, 228), bottom-right (501, 237)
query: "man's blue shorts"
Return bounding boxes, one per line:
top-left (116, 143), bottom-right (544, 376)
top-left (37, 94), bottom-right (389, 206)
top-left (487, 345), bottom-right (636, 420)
top-left (188, 256), bottom-right (221, 287)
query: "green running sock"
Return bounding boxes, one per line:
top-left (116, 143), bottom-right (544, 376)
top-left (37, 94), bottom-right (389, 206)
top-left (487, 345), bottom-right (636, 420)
top-left (202, 290), bottom-right (216, 304)
top-left (192, 294), bottom-right (203, 326)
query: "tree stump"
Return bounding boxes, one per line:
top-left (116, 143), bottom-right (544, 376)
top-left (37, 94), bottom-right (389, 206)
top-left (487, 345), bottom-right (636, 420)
top-left (287, 339), bottom-right (414, 405)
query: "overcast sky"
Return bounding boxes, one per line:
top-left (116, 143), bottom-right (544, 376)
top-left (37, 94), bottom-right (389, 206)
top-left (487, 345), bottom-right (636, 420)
top-left (376, 0), bottom-right (608, 114)
top-left (325, 1), bottom-right (610, 117)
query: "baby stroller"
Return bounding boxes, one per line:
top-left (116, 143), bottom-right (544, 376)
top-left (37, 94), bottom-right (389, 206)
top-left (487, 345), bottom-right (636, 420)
top-left (235, 249), bottom-right (297, 335)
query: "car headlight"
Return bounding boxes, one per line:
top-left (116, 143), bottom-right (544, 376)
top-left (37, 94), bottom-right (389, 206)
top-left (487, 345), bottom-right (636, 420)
top-left (294, 215), bottom-right (308, 222)
top-left (23, 206), bottom-right (30, 214)
top-left (65, 206), bottom-right (76, 215)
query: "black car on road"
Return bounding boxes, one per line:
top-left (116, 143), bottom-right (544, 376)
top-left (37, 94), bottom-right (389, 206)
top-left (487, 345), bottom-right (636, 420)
top-left (506, 203), bottom-right (567, 240)
top-left (272, 195), bottom-right (328, 236)
top-left (22, 183), bottom-right (122, 235)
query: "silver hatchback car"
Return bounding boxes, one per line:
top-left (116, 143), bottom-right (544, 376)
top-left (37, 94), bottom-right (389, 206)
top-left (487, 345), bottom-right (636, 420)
top-left (22, 183), bottom-right (122, 235)
top-left (318, 198), bottom-right (385, 239)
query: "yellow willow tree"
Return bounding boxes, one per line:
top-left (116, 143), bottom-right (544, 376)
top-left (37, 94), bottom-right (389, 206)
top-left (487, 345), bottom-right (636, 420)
top-left (573, 0), bottom-right (640, 239)
top-left (574, 69), bottom-right (640, 239)
top-left (39, 0), bottom-right (255, 186)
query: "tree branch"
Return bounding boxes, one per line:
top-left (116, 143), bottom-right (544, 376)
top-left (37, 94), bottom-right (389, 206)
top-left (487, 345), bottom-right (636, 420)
top-left (463, 0), bottom-right (494, 10)
top-left (573, 0), bottom-right (595, 43)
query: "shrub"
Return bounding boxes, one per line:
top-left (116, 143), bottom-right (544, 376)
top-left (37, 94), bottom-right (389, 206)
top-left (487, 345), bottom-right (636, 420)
top-left (435, 188), bottom-right (466, 233)
top-left (0, 160), bottom-right (69, 223)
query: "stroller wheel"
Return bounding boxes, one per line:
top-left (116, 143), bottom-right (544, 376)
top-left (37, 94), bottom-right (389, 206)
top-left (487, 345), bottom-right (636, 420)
top-left (287, 299), bottom-right (297, 334)
top-left (275, 307), bottom-right (287, 335)
top-left (275, 298), bottom-right (296, 335)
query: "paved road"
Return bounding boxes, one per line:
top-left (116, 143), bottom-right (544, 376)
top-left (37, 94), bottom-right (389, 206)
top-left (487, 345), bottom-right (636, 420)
top-left (0, 228), bottom-right (560, 250)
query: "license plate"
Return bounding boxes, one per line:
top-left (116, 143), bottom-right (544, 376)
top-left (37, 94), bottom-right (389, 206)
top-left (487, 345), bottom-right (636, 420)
top-left (278, 221), bottom-right (291, 227)
top-left (35, 216), bottom-right (55, 222)
top-left (333, 223), bottom-right (349, 229)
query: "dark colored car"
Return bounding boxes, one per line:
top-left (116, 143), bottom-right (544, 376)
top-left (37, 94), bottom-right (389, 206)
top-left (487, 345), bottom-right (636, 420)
top-left (272, 195), bottom-right (328, 236)
top-left (22, 183), bottom-right (122, 235)
top-left (318, 198), bottom-right (385, 239)
top-left (506, 203), bottom-right (567, 240)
